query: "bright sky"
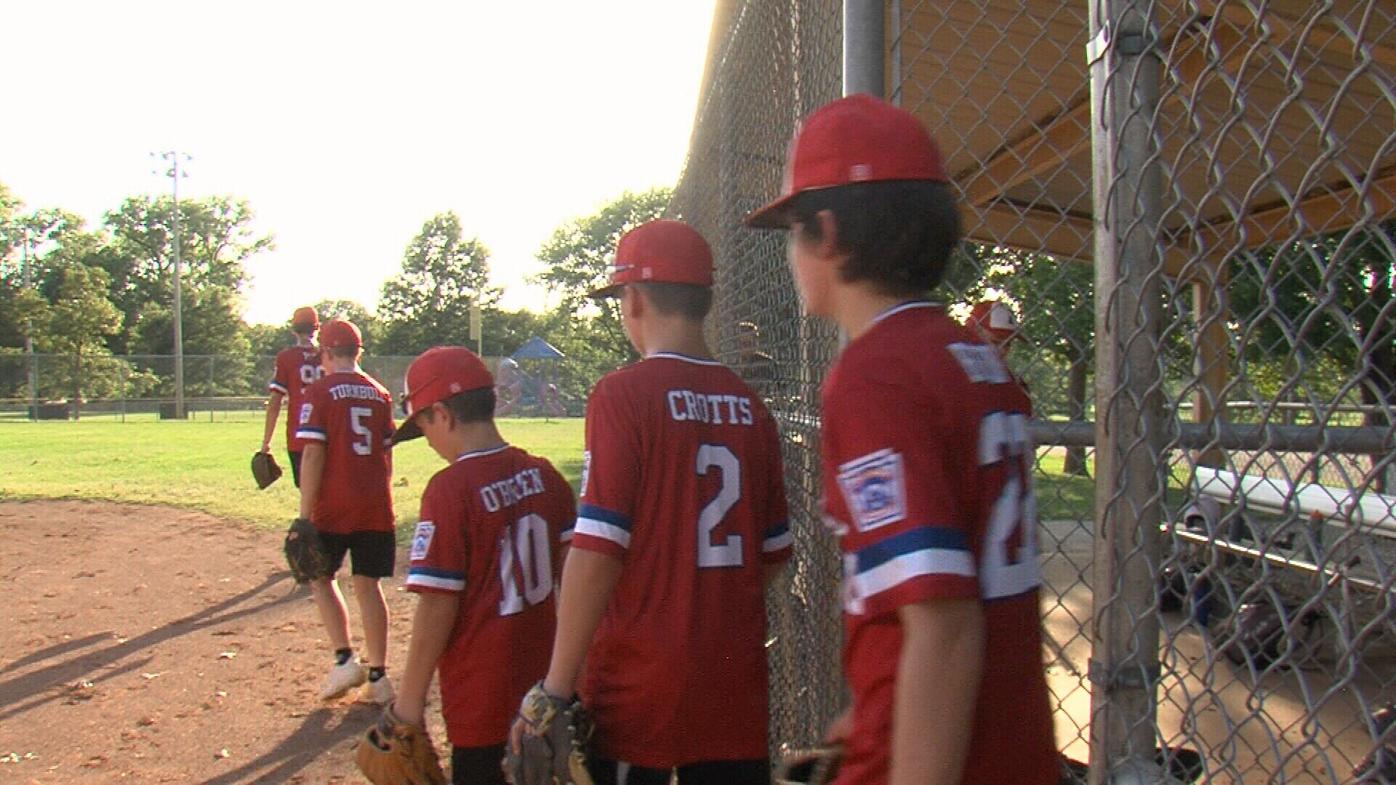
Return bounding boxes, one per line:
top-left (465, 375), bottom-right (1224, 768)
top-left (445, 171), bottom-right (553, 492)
top-left (1, 1), bottom-right (715, 325)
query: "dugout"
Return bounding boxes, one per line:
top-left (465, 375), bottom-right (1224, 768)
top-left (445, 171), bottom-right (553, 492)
top-left (681, 2), bottom-right (1396, 783)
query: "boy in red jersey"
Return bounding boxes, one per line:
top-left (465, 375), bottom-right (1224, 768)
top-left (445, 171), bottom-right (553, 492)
top-left (745, 94), bottom-right (1058, 785)
top-left (261, 305), bottom-right (323, 486)
top-left (295, 318), bottom-right (397, 705)
top-left (967, 300), bottom-right (1025, 360)
top-left (512, 220), bottom-right (792, 785)
top-left (387, 345), bottom-right (575, 785)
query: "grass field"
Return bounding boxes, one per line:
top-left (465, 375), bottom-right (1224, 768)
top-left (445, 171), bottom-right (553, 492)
top-left (0, 413), bottom-right (586, 530)
top-left (0, 412), bottom-right (1109, 530)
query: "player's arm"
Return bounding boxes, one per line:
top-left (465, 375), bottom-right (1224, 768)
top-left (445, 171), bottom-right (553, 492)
top-left (298, 442), bottom-right (325, 519)
top-left (541, 547), bottom-right (622, 698)
top-left (763, 561), bottom-right (786, 588)
top-left (392, 591), bottom-right (460, 725)
top-left (261, 391), bottom-right (284, 452)
top-left (890, 597), bottom-right (984, 785)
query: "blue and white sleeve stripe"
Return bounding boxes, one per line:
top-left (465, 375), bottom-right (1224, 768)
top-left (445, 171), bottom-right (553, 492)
top-left (269, 380), bottom-right (288, 395)
top-left (574, 503), bottom-right (632, 549)
top-left (405, 566), bottom-right (465, 592)
top-left (296, 426), bottom-right (326, 442)
top-left (763, 520), bottom-right (793, 553)
top-left (848, 526), bottom-right (975, 599)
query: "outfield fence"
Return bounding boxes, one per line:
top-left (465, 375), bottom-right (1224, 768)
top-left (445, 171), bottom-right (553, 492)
top-left (679, 2), bottom-right (1396, 783)
top-left (0, 354), bottom-right (585, 421)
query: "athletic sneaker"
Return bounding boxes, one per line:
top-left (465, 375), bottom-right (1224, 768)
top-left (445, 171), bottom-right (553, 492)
top-left (356, 674), bottom-right (395, 705)
top-left (320, 661), bottom-right (366, 700)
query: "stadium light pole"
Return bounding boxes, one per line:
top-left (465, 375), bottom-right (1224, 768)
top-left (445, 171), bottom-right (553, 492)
top-left (21, 227), bottom-right (37, 419)
top-left (153, 151), bottom-right (190, 420)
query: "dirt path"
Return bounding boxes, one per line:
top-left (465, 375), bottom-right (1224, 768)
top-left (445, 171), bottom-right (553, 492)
top-left (0, 500), bottom-right (443, 784)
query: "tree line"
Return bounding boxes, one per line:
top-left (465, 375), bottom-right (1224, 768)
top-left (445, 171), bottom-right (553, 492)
top-left (0, 181), bottom-right (671, 410)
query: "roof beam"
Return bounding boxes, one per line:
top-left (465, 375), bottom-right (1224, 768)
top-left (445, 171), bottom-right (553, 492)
top-left (1194, 1), bottom-right (1396, 70)
top-left (959, 99), bottom-right (1091, 207)
top-left (966, 202), bottom-right (1202, 280)
top-left (963, 202), bottom-right (1093, 263)
top-left (1185, 171), bottom-right (1396, 251)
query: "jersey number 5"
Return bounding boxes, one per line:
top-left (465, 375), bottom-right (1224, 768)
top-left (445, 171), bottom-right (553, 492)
top-left (498, 513), bottom-right (553, 616)
top-left (697, 444), bottom-right (743, 568)
top-left (349, 406), bottom-right (374, 456)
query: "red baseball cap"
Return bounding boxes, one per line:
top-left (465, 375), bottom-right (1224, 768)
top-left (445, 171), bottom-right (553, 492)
top-left (588, 219), bottom-right (714, 299)
top-left (292, 306), bottom-right (319, 329)
top-left (318, 319), bottom-right (362, 349)
top-left (391, 346), bottom-right (494, 445)
top-left (969, 300), bottom-right (1024, 344)
top-left (744, 93), bottom-right (949, 229)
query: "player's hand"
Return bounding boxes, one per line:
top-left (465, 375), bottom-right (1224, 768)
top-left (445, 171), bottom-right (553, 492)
top-left (824, 706), bottom-right (853, 744)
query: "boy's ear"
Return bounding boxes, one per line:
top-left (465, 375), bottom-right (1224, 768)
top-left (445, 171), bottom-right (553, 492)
top-left (814, 209), bottom-right (843, 259)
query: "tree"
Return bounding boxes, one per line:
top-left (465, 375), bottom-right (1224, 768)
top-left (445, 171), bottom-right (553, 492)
top-left (533, 187), bottom-right (670, 362)
top-left (961, 246), bottom-right (1096, 476)
top-left (378, 212), bottom-right (499, 354)
top-left (25, 263), bottom-right (123, 418)
top-left (101, 195), bottom-right (273, 354)
top-left (311, 299), bottom-right (380, 348)
top-left (246, 322), bottom-right (288, 358)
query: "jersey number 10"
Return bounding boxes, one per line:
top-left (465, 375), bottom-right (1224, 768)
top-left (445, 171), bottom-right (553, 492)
top-left (498, 513), bottom-right (554, 616)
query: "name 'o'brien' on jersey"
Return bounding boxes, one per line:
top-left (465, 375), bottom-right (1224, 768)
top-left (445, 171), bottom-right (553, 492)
top-left (479, 467), bottom-right (548, 512)
top-left (665, 388), bottom-right (755, 425)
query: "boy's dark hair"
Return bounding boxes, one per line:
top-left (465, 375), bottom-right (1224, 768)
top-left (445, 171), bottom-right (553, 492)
top-left (325, 345), bottom-right (359, 361)
top-left (293, 324), bottom-right (316, 337)
top-left (788, 180), bottom-right (962, 296)
top-left (632, 282), bottom-right (713, 321)
top-left (424, 387), bottom-right (497, 425)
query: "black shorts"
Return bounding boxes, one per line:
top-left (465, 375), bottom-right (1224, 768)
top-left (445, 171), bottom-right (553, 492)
top-left (288, 450), bottom-right (303, 487)
top-left (589, 757), bottom-right (770, 785)
top-left (451, 743), bottom-right (505, 785)
top-left (315, 530), bottom-right (396, 578)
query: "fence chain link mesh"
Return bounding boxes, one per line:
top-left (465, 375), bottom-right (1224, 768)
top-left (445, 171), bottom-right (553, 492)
top-left (673, 1), bottom-right (1396, 782)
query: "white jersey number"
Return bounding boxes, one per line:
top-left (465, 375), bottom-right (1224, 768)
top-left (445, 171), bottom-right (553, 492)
top-left (696, 444), bottom-right (744, 568)
top-left (978, 412), bottom-right (1041, 599)
top-left (498, 513), bottom-right (553, 616)
top-left (299, 363), bottom-right (323, 387)
top-left (349, 406), bottom-right (374, 456)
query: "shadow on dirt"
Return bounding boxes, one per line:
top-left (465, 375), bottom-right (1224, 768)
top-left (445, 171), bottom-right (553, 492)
top-left (0, 571), bottom-right (299, 722)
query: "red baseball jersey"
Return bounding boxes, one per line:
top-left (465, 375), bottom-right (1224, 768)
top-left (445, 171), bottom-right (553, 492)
top-left (570, 353), bottom-right (792, 767)
top-left (295, 369), bottom-right (395, 534)
top-left (269, 343), bottom-right (323, 451)
top-left (820, 302), bottom-right (1057, 785)
top-left (405, 445), bottom-right (575, 747)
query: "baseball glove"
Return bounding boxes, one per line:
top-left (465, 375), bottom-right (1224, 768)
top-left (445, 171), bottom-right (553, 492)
top-left (283, 517), bottom-right (330, 583)
top-left (774, 745), bottom-right (842, 785)
top-left (505, 682), bottom-right (595, 785)
top-left (251, 450), bottom-right (283, 489)
top-left (355, 704), bottom-right (447, 785)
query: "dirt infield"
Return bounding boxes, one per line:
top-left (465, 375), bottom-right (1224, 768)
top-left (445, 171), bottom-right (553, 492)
top-left (0, 500), bottom-right (443, 784)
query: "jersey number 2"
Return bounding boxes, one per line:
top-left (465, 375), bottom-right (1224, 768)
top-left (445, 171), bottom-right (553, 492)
top-left (979, 411), bottom-right (1040, 599)
top-left (498, 513), bottom-right (553, 616)
top-left (697, 444), bottom-right (743, 568)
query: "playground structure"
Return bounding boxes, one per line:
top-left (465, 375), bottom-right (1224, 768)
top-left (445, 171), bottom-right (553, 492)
top-left (492, 337), bottom-right (568, 418)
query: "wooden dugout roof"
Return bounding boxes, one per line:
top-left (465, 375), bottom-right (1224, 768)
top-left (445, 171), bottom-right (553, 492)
top-left (891, 0), bottom-right (1396, 277)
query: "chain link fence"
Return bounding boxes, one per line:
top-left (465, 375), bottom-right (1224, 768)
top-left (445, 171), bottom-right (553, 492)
top-left (675, 1), bottom-right (1396, 783)
top-left (0, 354), bottom-right (585, 420)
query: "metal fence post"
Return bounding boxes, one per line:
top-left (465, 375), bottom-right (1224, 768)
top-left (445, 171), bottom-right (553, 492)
top-left (843, 0), bottom-right (883, 97)
top-left (1086, 1), bottom-right (1166, 782)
